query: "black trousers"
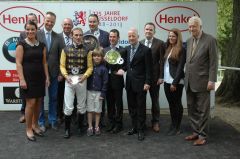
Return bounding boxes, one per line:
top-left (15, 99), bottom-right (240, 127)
top-left (164, 83), bottom-right (184, 130)
top-left (149, 84), bottom-right (160, 124)
top-left (106, 87), bottom-right (123, 127)
top-left (127, 89), bottom-right (147, 131)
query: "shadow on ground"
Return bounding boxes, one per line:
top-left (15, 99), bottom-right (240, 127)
top-left (0, 111), bottom-right (239, 159)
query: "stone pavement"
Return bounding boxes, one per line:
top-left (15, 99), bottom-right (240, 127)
top-left (0, 111), bottom-right (239, 159)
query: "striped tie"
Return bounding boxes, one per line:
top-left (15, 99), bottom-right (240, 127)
top-left (65, 36), bottom-right (70, 46)
top-left (130, 46), bottom-right (135, 62)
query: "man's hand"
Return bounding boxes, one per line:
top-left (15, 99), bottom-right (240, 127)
top-left (115, 69), bottom-right (125, 76)
top-left (157, 78), bottom-right (164, 85)
top-left (66, 76), bottom-right (72, 84)
top-left (207, 81), bottom-right (215, 91)
top-left (58, 75), bottom-right (64, 82)
top-left (79, 75), bottom-right (87, 83)
top-left (143, 84), bottom-right (150, 91)
top-left (170, 84), bottom-right (176, 92)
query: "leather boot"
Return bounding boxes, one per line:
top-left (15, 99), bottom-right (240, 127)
top-left (77, 113), bottom-right (84, 136)
top-left (64, 115), bottom-right (71, 139)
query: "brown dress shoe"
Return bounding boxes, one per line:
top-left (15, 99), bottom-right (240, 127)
top-left (193, 138), bottom-right (207, 146)
top-left (185, 134), bottom-right (198, 141)
top-left (152, 123), bottom-right (160, 132)
top-left (19, 115), bottom-right (25, 123)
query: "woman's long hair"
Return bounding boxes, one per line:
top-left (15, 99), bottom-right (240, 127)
top-left (165, 28), bottom-right (183, 61)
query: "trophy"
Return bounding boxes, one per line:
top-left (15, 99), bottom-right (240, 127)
top-left (83, 34), bottom-right (99, 51)
top-left (105, 50), bottom-right (124, 65)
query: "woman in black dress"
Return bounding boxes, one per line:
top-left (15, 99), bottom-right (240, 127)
top-left (16, 21), bottom-right (49, 141)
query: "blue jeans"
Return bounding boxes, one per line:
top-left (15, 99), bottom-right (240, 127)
top-left (39, 77), bottom-right (58, 126)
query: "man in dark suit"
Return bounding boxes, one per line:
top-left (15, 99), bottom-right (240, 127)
top-left (18, 13), bottom-right (40, 123)
top-left (57, 18), bottom-right (73, 125)
top-left (84, 13), bottom-right (110, 126)
top-left (84, 14), bottom-right (110, 49)
top-left (125, 28), bottom-right (153, 141)
top-left (104, 29), bottom-right (126, 133)
top-left (38, 11), bottom-right (62, 132)
top-left (140, 22), bottom-right (165, 132)
top-left (184, 16), bottom-right (218, 146)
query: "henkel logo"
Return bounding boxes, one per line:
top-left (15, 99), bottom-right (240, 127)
top-left (155, 6), bottom-right (200, 32)
top-left (0, 6), bottom-right (45, 32)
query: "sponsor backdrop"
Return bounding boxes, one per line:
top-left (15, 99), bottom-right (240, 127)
top-left (0, 1), bottom-right (216, 110)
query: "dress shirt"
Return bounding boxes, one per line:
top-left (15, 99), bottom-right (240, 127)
top-left (164, 49), bottom-right (184, 85)
top-left (144, 38), bottom-right (153, 48)
top-left (91, 29), bottom-right (100, 39)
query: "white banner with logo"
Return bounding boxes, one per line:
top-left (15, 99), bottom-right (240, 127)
top-left (0, 1), bottom-right (216, 110)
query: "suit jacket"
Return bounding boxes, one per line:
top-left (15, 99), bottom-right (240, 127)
top-left (58, 32), bottom-right (67, 50)
top-left (125, 43), bottom-right (153, 92)
top-left (103, 46), bottom-right (127, 90)
top-left (84, 29), bottom-right (110, 48)
top-left (140, 37), bottom-right (165, 83)
top-left (38, 29), bottom-right (62, 78)
top-left (161, 47), bottom-right (186, 85)
top-left (185, 32), bottom-right (218, 92)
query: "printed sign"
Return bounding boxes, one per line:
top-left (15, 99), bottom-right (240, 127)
top-left (3, 87), bottom-right (22, 104)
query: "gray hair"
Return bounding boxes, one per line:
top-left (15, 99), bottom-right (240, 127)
top-left (188, 16), bottom-right (202, 26)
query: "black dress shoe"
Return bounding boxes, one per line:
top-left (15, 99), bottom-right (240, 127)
top-left (64, 129), bottom-right (71, 139)
top-left (77, 128), bottom-right (85, 136)
top-left (127, 128), bottom-right (137, 135)
top-left (138, 131), bottom-right (145, 141)
top-left (27, 135), bottom-right (36, 142)
top-left (33, 129), bottom-right (44, 137)
top-left (111, 126), bottom-right (123, 134)
top-left (106, 124), bottom-right (115, 132)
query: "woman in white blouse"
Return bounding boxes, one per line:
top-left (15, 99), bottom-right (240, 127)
top-left (161, 28), bottom-right (186, 136)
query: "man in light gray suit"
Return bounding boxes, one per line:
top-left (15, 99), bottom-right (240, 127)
top-left (38, 11), bottom-right (62, 132)
top-left (184, 16), bottom-right (218, 146)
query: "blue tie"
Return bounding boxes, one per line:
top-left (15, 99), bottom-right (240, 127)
top-left (46, 32), bottom-right (51, 51)
top-left (130, 46), bottom-right (135, 62)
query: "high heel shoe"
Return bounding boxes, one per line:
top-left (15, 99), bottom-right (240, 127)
top-left (33, 129), bottom-right (44, 137)
top-left (26, 135), bottom-right (36, 142)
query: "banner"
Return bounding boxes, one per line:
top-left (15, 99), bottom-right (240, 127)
top-left (0, 1), bottom-right (217, 110)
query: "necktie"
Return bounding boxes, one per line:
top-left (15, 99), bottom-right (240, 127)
top-left (191, 38), bottom-right (197, 57)
top-left (147, 40), bottom-right (151, 48)
top-left (65, 36), bottom-right (70, 46)
top-left (46, 32), bottom-right (51, 51)
top-left (130, 46), bottom-right (136, 62)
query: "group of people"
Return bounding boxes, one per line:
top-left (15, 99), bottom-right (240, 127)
top-left (16, 11), bottom-right (218, 146)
